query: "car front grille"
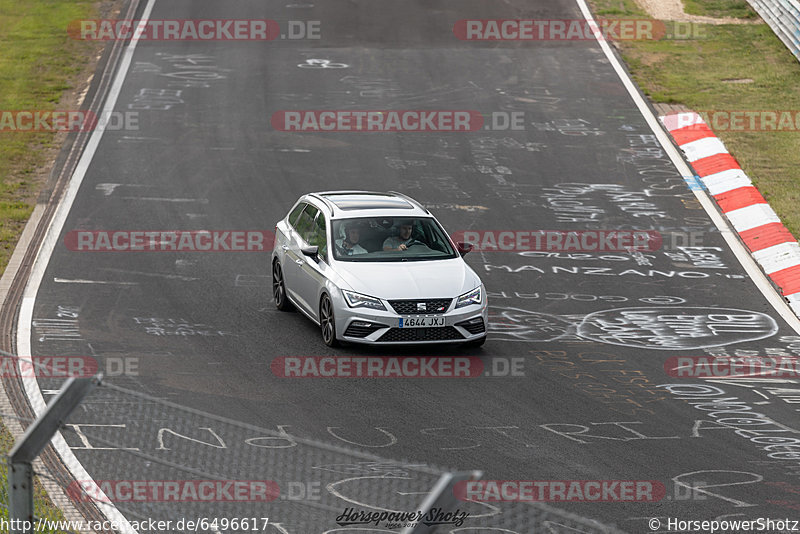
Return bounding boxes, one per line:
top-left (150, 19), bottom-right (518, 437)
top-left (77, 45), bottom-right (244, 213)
top-left (456, 317), bottom-right (485, 335)
top-left (378, 326), bottom-right (464, 342)
top-left (388, 299), bottom-right (452, 315)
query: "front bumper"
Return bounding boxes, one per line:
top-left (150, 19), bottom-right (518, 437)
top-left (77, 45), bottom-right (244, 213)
top-left (333, 295), bottom-right (489, 345)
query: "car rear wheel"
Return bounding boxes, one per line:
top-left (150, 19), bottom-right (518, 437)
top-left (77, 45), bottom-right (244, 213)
top-left (273, 261), bottom-right (292, 311)
top-left (320, 294), bottom-right (339, 347)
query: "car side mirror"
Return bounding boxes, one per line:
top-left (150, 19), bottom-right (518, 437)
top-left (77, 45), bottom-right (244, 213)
top-left (456, 242), bottom-right (473, 256)
top-left (301, 245), bottom-right (319, 260)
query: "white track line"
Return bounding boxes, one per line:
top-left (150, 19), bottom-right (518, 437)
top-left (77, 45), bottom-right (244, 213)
top-left (574, 0), bottom-right (800, 334)
top-left (53, 278), bottom-right (139, 285)
top-left (16, 1), bottom-right (158, 532)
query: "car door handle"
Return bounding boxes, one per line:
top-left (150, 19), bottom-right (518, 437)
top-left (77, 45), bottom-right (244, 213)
top-left (295, 259), bottom-right (304, 265)
top-left (282, 245), bottom-right (289, 250)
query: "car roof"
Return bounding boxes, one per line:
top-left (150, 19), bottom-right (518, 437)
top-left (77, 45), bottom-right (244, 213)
top-left (308, 191), bottom-right (431, 219)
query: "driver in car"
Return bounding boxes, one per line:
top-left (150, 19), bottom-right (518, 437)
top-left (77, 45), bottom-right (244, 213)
top-left (383, 220), bottom-right (418, 251)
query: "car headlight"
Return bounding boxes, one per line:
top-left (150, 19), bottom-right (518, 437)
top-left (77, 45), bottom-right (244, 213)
top-left (455, 286), bottom-right (482, 309)
top-left (342, 290), bottom-right (386, 311)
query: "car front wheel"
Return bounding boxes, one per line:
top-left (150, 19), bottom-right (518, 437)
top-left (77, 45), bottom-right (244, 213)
top-left (273, 261), bottom-right (292, 311)
top-left (320, 294), bottom-right (339, 347)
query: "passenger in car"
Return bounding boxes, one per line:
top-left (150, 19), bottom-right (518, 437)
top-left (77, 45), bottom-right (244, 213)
top-left (336, 221), bottom-right (368, 255)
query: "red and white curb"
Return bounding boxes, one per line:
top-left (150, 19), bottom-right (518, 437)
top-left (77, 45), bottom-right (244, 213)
top-left (661, 112), bottom-right (800, 316)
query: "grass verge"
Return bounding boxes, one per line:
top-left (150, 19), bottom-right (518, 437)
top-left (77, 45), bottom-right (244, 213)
top-left (683, 0), bottom-right (758, 20)
top-left (588, 0), bottom-right (800, 234)
top-left (683, 0), bottom-right (759, 19)
top-left (0, 0), bottom-right (101, 272)
top-left (0, 0), bottom-right (104, 530)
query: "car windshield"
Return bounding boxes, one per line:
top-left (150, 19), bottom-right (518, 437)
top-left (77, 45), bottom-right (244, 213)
top-left (331, 216), bottom-right (457, 262)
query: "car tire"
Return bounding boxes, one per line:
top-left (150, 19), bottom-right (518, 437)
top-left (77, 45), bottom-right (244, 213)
top-left (464, 336), bottom-right (486, 348)
top-left (272, 261), bottom-right (292, 311)
top-left (320, 293), bottom-right (339, 347)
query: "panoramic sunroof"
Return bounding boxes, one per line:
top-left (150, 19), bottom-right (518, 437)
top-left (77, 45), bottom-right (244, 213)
top-left (324, 194), bottom-right (414, 210)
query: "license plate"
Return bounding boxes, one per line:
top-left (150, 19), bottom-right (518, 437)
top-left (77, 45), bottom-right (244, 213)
top-left (399, 316), bottom-right (446, 328)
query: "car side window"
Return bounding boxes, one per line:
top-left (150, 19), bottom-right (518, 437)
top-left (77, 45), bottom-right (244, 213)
top-left (288, 202), bottom-right (307, 230)
top-left (309, 212), bottom-right (328, 261)
top-left (294, 204), bottom-right (319, 242)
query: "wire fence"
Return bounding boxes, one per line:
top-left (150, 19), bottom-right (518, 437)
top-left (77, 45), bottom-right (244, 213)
top-left (3, 370), bottom-right (626, 533)
top-left (0, 455), bottom-right (76, 533)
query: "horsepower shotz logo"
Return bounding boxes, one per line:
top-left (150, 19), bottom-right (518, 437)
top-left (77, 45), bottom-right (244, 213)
top-left (336, 508), bottom-right (469, 528)
top-left (64, 230), bottom-right (274, 252)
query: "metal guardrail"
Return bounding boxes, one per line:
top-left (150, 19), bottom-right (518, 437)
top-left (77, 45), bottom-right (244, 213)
top-left (747, 0), bottom-right (800, 62)
top-left (8, 376), bottom-right (100, 532)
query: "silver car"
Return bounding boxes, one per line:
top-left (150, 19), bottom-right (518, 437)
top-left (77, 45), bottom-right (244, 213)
top-left (271, 191), bottom-right (488, 347)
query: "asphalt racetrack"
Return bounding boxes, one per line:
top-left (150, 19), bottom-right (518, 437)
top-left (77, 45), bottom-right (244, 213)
top-left (18, 0), bottom-right (800, 532)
